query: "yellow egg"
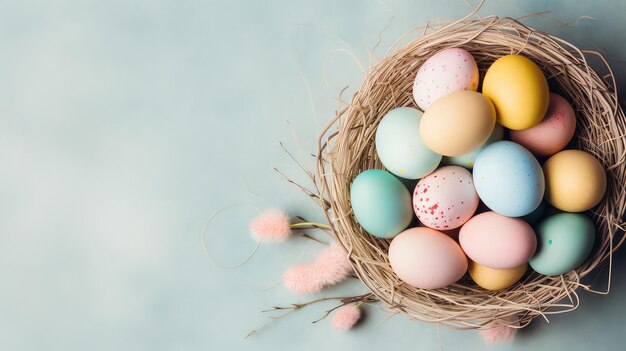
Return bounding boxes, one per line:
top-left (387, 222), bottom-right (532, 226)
top-left (482, 55), bottom-right (549, 130)
top-left (420, 91), bottom-right (495, 157)
top-left (543, 149), bottom-right (607, 212)
top-left (468, 260), bottom-right (527, 291)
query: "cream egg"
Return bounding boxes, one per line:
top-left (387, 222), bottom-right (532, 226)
top-left (420, 91), bottom-right (496, 157)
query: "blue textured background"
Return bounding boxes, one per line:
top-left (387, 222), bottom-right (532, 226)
top-left (1, 1), bottom-right (625, 350)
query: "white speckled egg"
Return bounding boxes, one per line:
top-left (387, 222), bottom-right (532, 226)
top-left (413, 48), bottom-right (479, 110)
top-left (375, 107), bottom-right (442, 179)
top-left (413, 166), bottom-right (479, 230)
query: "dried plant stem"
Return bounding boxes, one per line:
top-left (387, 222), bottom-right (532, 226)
top-left (298, 232), bottom-right (327, 245)
top-left (291, 222), bottom-right (332, 230)
top-left (245, 293), bottom-right (377, 338)
top-left (312, 294), bottom-right (377, 323)
top-left (291, 217), bottom-right (334, 244)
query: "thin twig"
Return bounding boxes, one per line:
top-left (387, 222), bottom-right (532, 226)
top-left (246, 293), bottom-right (376, 338)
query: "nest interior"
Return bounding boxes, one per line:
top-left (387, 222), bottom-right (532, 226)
top-left (315, 14), bottom-right (626, 329)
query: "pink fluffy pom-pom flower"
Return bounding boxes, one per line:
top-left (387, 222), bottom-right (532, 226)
top-left (479, 317), bottom-right (519, 345)
top-left (282, 243), bottom-right (352, 294)
top-left (282, 264), bottom-right (324, 294)
top-left (249, 209), bottom-right (291, 242)
top-left (313, 243), bottom-right (352, 285)
top-left (332, 304), bottom-right (362, 332)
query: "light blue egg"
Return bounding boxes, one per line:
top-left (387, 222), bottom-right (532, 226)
top-left (530, 213), bottom-right (595, 275)
top-left (443, 123), bottom-right (504, 169)
top-left (375, 107), bottom-right (442, 179)
top-left (350, 169), bottom-right (413, 238)
top-left (473, 141), bottom-right (544, 217)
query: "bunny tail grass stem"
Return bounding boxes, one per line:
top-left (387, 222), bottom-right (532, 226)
top-left (245, 293), bottom-right (376, 339)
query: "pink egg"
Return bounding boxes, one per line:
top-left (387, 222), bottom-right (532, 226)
top-left (459, 211), bottom-right (537, 269)
top-left (510, 93), bottom-right (576, 157)
top-left (413, 166), bottom-right (479, 230)
top-left (413, 48), bottom-right (479, 111)
top-left (389, 227), bottom-right (468, 289)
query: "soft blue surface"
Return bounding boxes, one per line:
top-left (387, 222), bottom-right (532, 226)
top-left (1, 1), bottom-right (625, 350)
top-left (473, 141), bottom-right (545, 217)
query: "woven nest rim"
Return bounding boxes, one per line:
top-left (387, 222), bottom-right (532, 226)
top-left (314, 10), bottom-right (626, 330)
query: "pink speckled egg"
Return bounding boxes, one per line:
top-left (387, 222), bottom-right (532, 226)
top-left (389, 227), bottom-right (468, 289)
top-left (510, 93), bottom-right (577, 157)
top-left (459, 211), bottom-right (537, 269)
top-left (413, 48), bottom-right (479, 110)
top-left (413, 166), bottom-right (479, 230)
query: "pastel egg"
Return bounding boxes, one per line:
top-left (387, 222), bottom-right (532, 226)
top-left (510, 93), bottom-right (577, 157)
top-left (543, 150), bottom-right (606, 212)
top-left (482, 55), bottom-right (549, 130)
top-left (468, 260), bottom-right (527, 291)
top-left (413, 166), bottom-right (479, 230)
top-left (413, 48), bottom-right (479, 110)
top-left (389, 227), bottom-right (468, 289)
top-left (350, 170), bottom-right (413, 238)
top-left (375, 107), bottom-right (442, 179)
top-left (473, 141), bottom-right (544, 217)
top-left (529, 213), bottom-right (595, 275)
top-left (420, 91), bottom-right (496, 156)
top-left (442, 123), bottom-right (504, 169)
top-left (460, 211), bottom-right (537, 269)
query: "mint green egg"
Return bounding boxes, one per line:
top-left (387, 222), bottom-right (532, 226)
top-left (529, 213), bottom-right (595, 275)
top-left (350, 170), bottom-right (413, 238)
top-left (443, 123), bottom-right (504, 169)
top-left (375, 107), bottom-right (441, 179)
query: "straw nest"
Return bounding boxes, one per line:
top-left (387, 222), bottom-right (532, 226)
top-left (313, 11), bottom-right (626, 330)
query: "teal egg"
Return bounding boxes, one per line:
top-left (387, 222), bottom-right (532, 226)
top-left (443, 123), bottom-right (504, 169)
top-left (529, 213), bottom-right (595, 275)
top-left (473, 141), bottom-right (545, 217)
top-left (350, 170), bottom-right (413, 238)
